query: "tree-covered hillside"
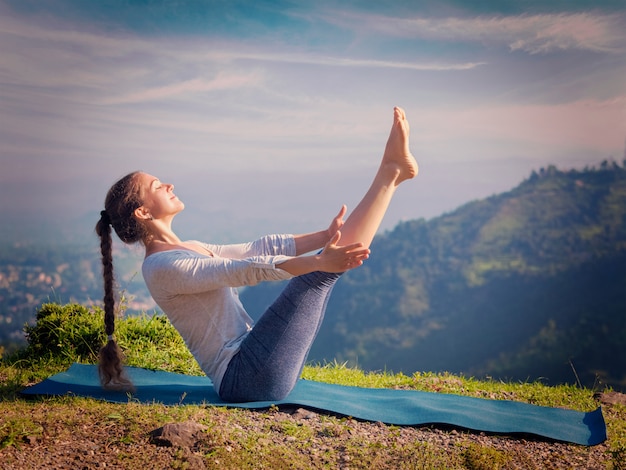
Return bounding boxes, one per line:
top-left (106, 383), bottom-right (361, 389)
top-left (241, 164), bottom-right (626, 391)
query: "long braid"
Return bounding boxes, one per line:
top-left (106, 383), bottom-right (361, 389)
top-left (95, 172), bottom-right (145, 392)
top-left (98, 212), bottom-right (115, 337)
top-left (95, 211), bottom-right (133, 391)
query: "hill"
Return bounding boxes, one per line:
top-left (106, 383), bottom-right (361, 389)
top-left (241, 163), bottom-right (626, 391)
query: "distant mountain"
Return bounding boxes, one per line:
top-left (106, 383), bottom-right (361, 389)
top-left (241, 163), bottom-right (626, 391)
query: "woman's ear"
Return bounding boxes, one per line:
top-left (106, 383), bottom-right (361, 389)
top-left (134, 206), bottom-right (152, 221)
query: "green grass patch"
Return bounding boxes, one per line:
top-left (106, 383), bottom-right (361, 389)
top-left (303, 361), bottom-right (598, 412)
top-left (10, 302), bottom-right (202, 376)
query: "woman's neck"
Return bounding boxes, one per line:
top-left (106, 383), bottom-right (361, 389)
top-left (144, 226), bottom-right (182, 254)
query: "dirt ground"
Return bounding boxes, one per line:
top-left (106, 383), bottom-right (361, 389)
top-left (0, 400), bottom-right (616, 470)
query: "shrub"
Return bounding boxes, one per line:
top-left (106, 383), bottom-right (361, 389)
top-left (17, 302), bottom-right (202, 375)
top-left (23, 303), bottom-right (104, 364)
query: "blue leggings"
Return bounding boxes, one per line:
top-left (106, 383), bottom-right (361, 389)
top-left (219, 271), bottom-right (341, 402)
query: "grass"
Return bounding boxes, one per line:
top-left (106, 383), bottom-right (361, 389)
top-left (0, 302), bottom-right (624, 469)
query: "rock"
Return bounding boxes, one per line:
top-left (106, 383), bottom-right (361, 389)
top-left (291, 408), bottom-right (317, 420)
top-left (149, 421), bottom-right (208, 448)
top-left (595, 391), bottom-right (626, 406)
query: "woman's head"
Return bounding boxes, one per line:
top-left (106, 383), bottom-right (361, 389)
top-left (131, 172), bottom-right (184, 224)
top-left (96, 171), bottom-right (184, 246)
top-left (96, 171), bottom-right (147, 245)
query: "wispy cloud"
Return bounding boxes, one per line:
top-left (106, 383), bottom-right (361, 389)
top-left (0, 8), bottom-right (483, 110)
top-left (498, 13), bottom-right (625, 54)
top-left (207, 50), bottom-right (484, 71)
top-left (328, 11), bottom-right (626, 54)
top-left (101, 73), bottom-right (263, 105)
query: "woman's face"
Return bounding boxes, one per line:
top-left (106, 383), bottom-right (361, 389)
top-left (135, 172), bottom-right (185, 220)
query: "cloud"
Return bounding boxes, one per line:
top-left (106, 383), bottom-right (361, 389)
top-left (0, 7), bottom-right (484, 111)
top-left (501, 13), bottom-right (626, 54)
top-left (328, 10), bottom-right (626, 54)
top-left (206, 50), bottom-right (484, 71)
top-left (101, 73), bottom-right (263, 105)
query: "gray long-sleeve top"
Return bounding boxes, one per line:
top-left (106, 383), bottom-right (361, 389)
top-left (141, 234), bottom-right (296, 393)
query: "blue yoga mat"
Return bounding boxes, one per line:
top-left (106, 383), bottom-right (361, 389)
top-left (21, 363), bottom-right (606, 446)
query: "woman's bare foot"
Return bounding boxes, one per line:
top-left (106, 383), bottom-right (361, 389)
top-left (382, 107), bottom-right (419, 185)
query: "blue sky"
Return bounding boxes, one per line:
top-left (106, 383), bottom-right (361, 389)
top-left (1, 0), bottom-right (625, 242)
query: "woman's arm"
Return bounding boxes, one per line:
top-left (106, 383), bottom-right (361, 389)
top-left (143, 252), bottom-right (296, 295)
top-left (205, 234), bottom-right (295, 259)
top-left (293, 205), bottom-right (347, 255)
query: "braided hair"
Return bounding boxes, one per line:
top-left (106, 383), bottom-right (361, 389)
top-left (95, 171), bottom-right (147, 391)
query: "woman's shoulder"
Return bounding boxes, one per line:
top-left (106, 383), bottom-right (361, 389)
top-left (144, 241), bottom-right (214, 260)
top-left (142, 247), bottom-right (213, 284)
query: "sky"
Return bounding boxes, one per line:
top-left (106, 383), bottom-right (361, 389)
top-left (1, 0), bottom-right (625, 243)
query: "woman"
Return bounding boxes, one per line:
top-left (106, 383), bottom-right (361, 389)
top-left (96, 107), bottom-right (418, 402)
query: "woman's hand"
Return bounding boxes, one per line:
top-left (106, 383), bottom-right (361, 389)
top-left (326, 205), bottom-right (347, 241)
top-left (278, 230), bottom-right (369, 276)
top-left (293, 205), bottom-right (348, 256)
top-left (316, 231), bottom-right (369, 273)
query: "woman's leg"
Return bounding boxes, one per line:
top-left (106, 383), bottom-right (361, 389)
top-left (219, 107), bottom-right (418, 402)
top-left (337, 106), bottom-right (418, 249)
top-left (219, 271), bottom-right (340, 402)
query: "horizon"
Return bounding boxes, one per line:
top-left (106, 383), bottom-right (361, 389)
top-left (0, 159), bottom-right (620, 247)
